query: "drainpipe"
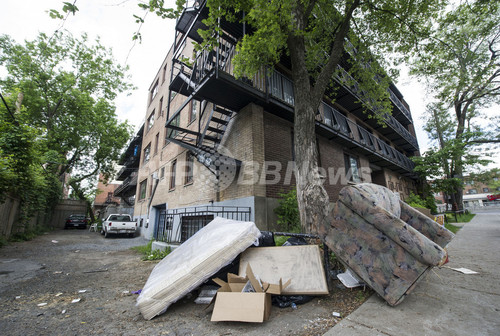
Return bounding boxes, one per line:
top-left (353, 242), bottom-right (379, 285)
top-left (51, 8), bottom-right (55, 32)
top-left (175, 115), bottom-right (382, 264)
top-left (146, 173), bottom-right (160, 228)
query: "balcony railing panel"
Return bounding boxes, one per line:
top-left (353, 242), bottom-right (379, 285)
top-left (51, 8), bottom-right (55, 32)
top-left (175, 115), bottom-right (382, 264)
top-left (317, 101), bottom-right (415, 172)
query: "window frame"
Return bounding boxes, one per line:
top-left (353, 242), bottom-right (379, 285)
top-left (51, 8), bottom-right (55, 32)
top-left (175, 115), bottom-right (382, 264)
top-left (143, 143), bottom-right (151, 164)
top-left (139, 179), bottom-right (147, 200)
top-left (344, 153), bottom-right (361, 183)
top-left (169, 159), bottom-right (177, 190)
top-left (185, 152), bottom-right (194, 185)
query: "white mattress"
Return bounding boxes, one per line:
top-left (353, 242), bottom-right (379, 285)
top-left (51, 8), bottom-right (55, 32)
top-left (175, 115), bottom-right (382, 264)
top-left (137, 217), bottom-right (261, 320)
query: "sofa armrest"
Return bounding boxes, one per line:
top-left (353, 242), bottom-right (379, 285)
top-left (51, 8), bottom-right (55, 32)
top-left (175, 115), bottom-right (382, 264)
top-left (399, 201), bottom-right (454, 248)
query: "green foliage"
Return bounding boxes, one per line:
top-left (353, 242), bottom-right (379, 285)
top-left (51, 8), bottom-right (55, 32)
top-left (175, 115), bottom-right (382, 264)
top-left (0, 31), bottom-right (133, 221)
top-left (274, 188), bottom-right (302, 233)
top-left (0, 236), bottom-right (7, 248)
top-left (131, 240), bottom-right (171, 261)
top-left (9, 225), bottom-right (50, 242)
top-left (405, 192), bottom-right (437, 214)
top-left (445, 213), bottom-right (475, 225)
top-left (409, 1), bottom-right (500, 204)
top-left (444, 223), bottom-right (461, 234)
top-left (0, 92), bottom-right (62, 225)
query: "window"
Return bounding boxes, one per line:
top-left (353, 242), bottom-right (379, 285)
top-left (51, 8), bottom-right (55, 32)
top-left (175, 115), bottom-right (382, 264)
top-left (159, 97), bottom-right (164, 118)
top-left (170, 160), bottom-right (177, 190)
top-left (344, 153), bottom-right (361, 183)
top-left (150, 80), bottom-right (159, 101)
top-left (468, 189), bottom-right (477, 194)
top-left (106, 192), bottom-right (113, 203)
top-left (139, 179), bottom-right (147, 200)
top-left (170, 91), bottom-right (177, 102)
top-left (185, 152), bottom-right (194, 185)
top-left (160, 167), bottom-right (165, 179)
top-left (143, 143), bottom-right (151, 164)
top-left (154, 132), bottom-right (159, 155)
top-left (189, 100), bottom-right (198, 123)
top-left (483, 188), bottom-right (489, 193)
top-left (162, 64), bottom-right (168, 83)
top-left (147, 110), bottom-right (155, 131)
top-left (497, 187), bottom-right (500, 191)
top-left (167, 114), bottom-right (180, 139)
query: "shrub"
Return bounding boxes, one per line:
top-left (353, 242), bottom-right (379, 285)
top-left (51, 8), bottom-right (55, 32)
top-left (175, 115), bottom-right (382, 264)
top-left (274, 188), bottom-right (302, 233)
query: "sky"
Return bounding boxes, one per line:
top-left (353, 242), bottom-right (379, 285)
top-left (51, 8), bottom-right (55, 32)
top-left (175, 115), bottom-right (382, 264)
top-left (1, 0), bottom-right (498, 170)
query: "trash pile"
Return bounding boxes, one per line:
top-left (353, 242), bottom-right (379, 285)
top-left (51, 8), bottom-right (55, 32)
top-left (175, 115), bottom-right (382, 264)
top-left (136, 183), bottom-right (456, 320)
top-left (136, 217), bottom-right (329, 321)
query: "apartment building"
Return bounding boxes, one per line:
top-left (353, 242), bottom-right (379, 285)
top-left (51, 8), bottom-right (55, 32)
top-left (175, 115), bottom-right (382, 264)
top-left (132, 1), bottom-right (421, 242)
top-left (435, 175), bottom-right (500, 209)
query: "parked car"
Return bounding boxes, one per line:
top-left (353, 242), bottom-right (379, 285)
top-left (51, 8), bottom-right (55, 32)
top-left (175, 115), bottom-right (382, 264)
top-left (101, 214), bottom-right (136, 238)
top-left (64, 214), bottom-right (88, 229)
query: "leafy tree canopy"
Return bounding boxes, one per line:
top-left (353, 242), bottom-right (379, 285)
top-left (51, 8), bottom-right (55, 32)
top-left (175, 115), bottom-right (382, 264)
top-left (408, 0), bottom-right (499, 208)
top-left (0, 31), bottom-right (133, 212)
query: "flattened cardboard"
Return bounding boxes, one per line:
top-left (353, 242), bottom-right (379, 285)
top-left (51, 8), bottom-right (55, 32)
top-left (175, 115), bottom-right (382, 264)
top-left (239, 245), bottom-right (329, 295)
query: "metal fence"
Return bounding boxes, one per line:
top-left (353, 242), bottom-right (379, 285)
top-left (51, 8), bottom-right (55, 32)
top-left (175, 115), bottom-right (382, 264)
top-left (154, 206), bottom-right (252, 243)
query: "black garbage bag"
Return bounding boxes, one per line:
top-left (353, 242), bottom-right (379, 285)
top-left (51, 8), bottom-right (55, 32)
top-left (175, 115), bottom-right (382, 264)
top-left (258, 231), bottom-right (275, 247)
top-left (272, 295), bottom-right (315, 308)
top-left (282, 236), bottom-right (307, 246)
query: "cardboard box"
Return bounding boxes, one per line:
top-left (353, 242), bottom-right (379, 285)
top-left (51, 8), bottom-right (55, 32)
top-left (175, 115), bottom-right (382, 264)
top-left (210, 264), bottom-right (290, 323)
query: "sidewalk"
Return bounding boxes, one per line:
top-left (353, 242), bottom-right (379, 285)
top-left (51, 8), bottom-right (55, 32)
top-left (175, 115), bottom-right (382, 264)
top-left (324, 211), bottom-right (500, 336)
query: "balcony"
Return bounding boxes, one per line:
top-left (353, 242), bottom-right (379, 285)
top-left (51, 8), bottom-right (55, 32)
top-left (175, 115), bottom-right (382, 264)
top-left (316, 102), bottom-right (416, 175)
top-left (334, 66), bottom-right (417, 151)
top-left (116, 155), bottom-right (140, 181)
top-left (114, 174), bottom-right (138, 198)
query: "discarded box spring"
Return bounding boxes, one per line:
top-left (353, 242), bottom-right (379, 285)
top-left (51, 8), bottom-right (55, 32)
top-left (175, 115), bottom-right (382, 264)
top-left (324, 183), bottom-right (454, 306)
top-left (136, 217), bottom-right (261, 320)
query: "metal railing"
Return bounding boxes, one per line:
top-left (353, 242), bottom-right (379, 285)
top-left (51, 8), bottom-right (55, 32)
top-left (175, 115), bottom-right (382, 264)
top-left (318, 102), bottom-right (415, 172)
top-left (114, 174), bottom-right (138, 197)
top-left (154, 206), bottom-right (252, 243)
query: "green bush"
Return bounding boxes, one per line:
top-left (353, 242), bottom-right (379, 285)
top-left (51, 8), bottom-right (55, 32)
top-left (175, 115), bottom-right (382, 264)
top-left (274, 188), bottom-right (302, 233)
top-left (405, 192), bottom-right (437, 214)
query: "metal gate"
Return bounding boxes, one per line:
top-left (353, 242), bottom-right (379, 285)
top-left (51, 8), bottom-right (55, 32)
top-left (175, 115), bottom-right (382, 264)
top-left (154, 210), bottom-right (173, 242)
top-left (180, 214), bottom-right (214, 242)
top-left (154, 206), bottom-right (251, 243)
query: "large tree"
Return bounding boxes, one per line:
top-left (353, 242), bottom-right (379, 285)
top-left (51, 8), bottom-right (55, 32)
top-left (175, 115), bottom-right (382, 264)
top-left (142, 0), bottom-right (444, 235)
top-left (0, 31), bottom-right (133, 218)
top-left (409, 0), bottom-right (500, 210)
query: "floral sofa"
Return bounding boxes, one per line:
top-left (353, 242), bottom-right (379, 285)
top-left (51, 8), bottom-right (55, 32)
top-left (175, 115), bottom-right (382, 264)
top-left (324, 183), bottom-right (454, 306)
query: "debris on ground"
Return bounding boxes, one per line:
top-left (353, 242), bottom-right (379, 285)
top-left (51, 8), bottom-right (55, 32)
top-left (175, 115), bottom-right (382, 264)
top-left (337, 269), bottom-right (363, 289)
top-left (210, 264), bottom-right (290, 323)
top-left (448, 267), bottom-right (479, 274)
top-left (136, 217), bottom-right (261, 320)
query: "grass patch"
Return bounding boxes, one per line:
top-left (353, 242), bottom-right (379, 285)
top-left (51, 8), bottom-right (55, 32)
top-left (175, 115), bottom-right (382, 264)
top-left (444, 223), bottom-right (462, 234)
top-left (274, 235), bottom-right (291, 246)
top-left (445, 213), bottom-right (475, 223)
top-left (0, 236), bottom-right (8, 248)
top-left (9, 225), bottom-right (50, 242)
top-left (131, 240), bottom-right (171, 261)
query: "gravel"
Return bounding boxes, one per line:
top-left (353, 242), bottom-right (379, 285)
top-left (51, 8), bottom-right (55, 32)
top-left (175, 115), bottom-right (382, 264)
top-left (0, 229), bottom-right (371, 335)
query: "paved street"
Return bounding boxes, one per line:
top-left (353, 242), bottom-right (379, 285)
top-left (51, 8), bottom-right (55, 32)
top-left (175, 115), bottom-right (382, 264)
top-left (325, 211), bottom-right (500, 336)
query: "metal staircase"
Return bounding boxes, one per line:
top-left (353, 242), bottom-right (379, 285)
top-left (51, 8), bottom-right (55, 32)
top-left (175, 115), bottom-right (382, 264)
top-left (165, 100), bottom-right (239, 176)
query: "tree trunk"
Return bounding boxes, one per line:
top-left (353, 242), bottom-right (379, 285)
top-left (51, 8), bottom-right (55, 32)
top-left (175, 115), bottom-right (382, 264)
top-left (70, 181), bottom-right (95, 223)
top-left (287, 34), bottom-right (330, 236)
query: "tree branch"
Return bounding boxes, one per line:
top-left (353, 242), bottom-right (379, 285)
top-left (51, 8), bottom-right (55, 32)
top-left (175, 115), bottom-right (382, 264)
top-left (311, 0), bottom-right (360, 107)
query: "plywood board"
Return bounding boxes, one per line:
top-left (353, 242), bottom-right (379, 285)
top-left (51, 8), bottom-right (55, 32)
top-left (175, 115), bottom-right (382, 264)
top-left (239, 245), bottom-right (329, 295)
